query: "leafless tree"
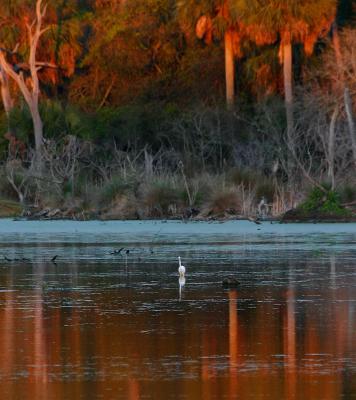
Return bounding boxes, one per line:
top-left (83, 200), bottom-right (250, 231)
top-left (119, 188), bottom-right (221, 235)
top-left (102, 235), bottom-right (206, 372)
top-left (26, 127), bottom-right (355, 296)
top-left (4, 154), bottom-right (33, 206)
top-left (0, 0), bottom-right (50, 162)
top-left (42, 135), bottom-right (89, 195)
top-left (329, 27), bottom-right (356, 163)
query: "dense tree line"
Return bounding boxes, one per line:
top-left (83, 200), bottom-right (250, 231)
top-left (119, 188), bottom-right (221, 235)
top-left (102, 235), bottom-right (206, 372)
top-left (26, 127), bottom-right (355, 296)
top-left (0, 0), bottom-right (355, 218)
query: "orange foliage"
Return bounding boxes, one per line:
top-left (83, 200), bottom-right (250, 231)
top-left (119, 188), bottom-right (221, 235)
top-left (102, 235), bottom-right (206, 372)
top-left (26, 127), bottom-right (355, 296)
top-left (246, 25), bottom-right (277, 46)
top-left (196, 15), bottom-right (213, 44)
top-left (256, 64), bottom-right (278, 96)
top-left (59, 44), bottom-right (76, 77)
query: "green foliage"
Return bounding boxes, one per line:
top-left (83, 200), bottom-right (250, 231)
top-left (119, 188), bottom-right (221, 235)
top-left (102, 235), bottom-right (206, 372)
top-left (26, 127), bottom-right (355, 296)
top-left (0, 169), bottom-right (16, 200)
top-left (8, 107), bottom-right (33, 145)
top-left (0, 113), bottom-right (10, 159)
top-left (100, 177), bottom-right (132, 206)
top-left (300, 186), bottom-right (349, 216)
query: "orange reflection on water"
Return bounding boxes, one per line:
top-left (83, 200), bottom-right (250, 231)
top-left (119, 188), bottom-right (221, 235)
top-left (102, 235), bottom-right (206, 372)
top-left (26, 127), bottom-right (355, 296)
top-left (128, 378), bottom-right (140, 400)
top-left (0, 278), bottom-right (15, 399)
top-left (0, 272), bottom-right (355, 400)
top-left (283, 287), bottom-right (296, 400)
top-left (229, 290), bottom-right (238, 397)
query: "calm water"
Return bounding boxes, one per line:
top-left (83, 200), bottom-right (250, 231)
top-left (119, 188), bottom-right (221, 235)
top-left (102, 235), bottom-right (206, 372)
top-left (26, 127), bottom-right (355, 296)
top-left (0, 219), bottom-right (355, 399)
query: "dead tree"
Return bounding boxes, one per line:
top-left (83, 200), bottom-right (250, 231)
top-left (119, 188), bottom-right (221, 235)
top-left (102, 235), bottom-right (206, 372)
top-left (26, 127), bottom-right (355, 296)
top-left (42, 135), bottom-right (88, 195)
top-left (0, 0), bottom-right (49, 162)
top-left (4, 159), bottom-right (31, 205)
top-left (326, 106), bottom-right (338, 190)
top-left (332, 24), bottom-right (356, 164)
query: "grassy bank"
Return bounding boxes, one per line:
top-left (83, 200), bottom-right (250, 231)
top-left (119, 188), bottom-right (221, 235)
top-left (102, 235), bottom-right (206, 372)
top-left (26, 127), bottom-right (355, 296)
top-left (0, 169), bottom-right (280, 220)
top-left (2, 165), bottom-right (356, 221)
top-left (0, 199), bottom-right (22, 218)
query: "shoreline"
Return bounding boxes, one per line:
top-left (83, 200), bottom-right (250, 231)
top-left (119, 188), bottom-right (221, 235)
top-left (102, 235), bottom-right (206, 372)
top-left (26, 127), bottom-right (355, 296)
top-left (6, 213), bottom-right (356, 224)
top-left (2, 200), bottom-right (356, 224)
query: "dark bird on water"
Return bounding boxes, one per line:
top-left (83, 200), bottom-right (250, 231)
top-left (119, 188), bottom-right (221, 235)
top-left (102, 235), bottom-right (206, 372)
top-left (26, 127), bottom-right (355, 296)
top-left (247, 217), bottom-right (262, 225)
top-left (110, 247), bottom-right (124, 255)
top-left (222, 277), bottom-right (240, 288)
top-left (4, 256), bottom-right (31, 263)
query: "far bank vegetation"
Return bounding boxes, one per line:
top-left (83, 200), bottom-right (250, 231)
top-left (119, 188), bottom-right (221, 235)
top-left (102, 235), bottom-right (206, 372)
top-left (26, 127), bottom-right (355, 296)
top-left (0, 1), bottom-right (355, 220)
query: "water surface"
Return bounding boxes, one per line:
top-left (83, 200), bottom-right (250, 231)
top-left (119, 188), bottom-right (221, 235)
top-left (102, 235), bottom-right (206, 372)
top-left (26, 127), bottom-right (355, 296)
top-left (0, 220), bottom-right (355, 399)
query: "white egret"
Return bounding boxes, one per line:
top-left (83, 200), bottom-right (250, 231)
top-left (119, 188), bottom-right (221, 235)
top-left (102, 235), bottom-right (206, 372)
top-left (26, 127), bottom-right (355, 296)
top-left (178, 256), bottom-right (185, 277)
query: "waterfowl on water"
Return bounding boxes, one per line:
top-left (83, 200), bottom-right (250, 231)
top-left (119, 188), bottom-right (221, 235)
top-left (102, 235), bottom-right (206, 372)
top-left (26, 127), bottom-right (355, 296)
top-left (178, 256), bottom-right (185, 277)
top-left (222, 277), bottom-right (240, 288)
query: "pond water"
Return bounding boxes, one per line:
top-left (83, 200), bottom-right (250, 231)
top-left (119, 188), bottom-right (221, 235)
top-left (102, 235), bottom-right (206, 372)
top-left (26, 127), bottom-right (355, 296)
top-left (0, 219), bottom-right (355, 399)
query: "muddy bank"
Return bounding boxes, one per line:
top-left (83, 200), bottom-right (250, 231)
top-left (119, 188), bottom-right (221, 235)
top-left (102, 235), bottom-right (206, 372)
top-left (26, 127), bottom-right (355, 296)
top-left (1, 202), bottom-right (272, 222)
top-left (280, 207), bottom-right (356, 223)
top-left (3, 200), bottom-right (356, 223)
top-left (0, 200), bottom-right (23, 218)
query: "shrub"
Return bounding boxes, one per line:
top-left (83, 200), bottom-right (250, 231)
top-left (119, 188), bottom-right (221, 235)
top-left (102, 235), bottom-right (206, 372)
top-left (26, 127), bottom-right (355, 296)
top-left (300, 186), bottom-right (349, 216)
top-left (202, 187), bottom-right (240, 216)
top-left (99, 176), bottom-right (131, 206)
top-left (0, 169), bottom-right (18, 200)
top-left (228, 168), bottom-right (274, 204)
top-left (142, 179), bottom-right (179, 217)
top-left (228, 168), bottom-right (259, 187)
top-left (177, 173), bottom-right (212, 208)
top-left (340, 185), bottom-right (356, 203)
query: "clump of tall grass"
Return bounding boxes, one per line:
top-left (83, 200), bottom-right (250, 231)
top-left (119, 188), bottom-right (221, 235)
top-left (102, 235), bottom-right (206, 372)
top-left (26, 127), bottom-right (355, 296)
top-left (99, 176), bottom-right (131, 206)
top-left (177, 173), bottom-right (212, 208)
top-left (207, 188), bottom-right (240, 216)
top-left (228, 168), bottom-right (260, 187)
top-left (199, 176), bottom-right (241, 216)
top-left (103, 192), bottom-right (139, 219)
top-left (140, 177), bottom-right (181, 217)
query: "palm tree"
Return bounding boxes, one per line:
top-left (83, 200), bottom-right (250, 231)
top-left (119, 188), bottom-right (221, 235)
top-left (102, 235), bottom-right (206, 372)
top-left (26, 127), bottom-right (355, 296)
top-left (233, 0), bottom-right (337, 136)
top-left (178, 0), bottom-right (246, 109)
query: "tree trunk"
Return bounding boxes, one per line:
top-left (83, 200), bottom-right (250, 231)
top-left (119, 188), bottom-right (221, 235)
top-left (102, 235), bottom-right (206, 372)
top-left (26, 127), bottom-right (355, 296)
top-left (225, 30), bottom-right (235, 110)
top-left (332, 22), bottom-right (343, 73)
top-left (282, 40), bottom-right (295, 183)
top-left (332, 23), bottom-right (356, 164)
top-left (30, 105), bottom-right (43, 156)
top-left (328, 106), bottom-right (338, 190)
top-left (0, 67), bottom-right (13, 116)
top-left (344, 87), bottom-right (356, 162)
top-left (283, 41), bottom-right (293, 139)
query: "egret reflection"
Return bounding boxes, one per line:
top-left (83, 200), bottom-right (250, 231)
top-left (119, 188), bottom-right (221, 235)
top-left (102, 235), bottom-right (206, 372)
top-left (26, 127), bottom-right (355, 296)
top-left (178, 276), bottom-right (186, 301)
